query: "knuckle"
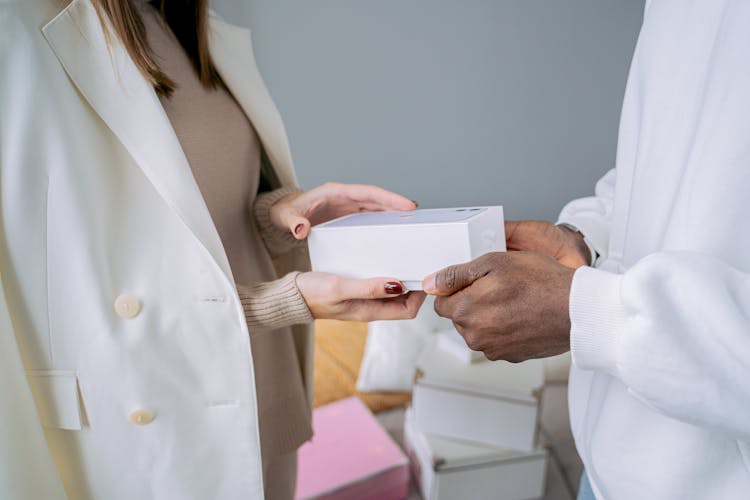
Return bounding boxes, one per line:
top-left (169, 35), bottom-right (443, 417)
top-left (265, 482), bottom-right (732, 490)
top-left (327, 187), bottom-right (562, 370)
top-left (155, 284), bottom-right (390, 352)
top-left (433, 298), bottom-right (444, 316)
top-left (440, 266), bottom-right (460, 291)
top-left (367, 283), bottom-right (380, 299)
top-left (327, 276), bottom-right (344, 298)
top-left (506, 354), bottom-right (524, 364)
top-left (463, 332), bottom-right (481, 351)
top-left (433, 297), bottom-right (448, 317)
top-left (451, 299), bottom-right (470, 324)
top-left (466, 263), bottom-right (482, 281)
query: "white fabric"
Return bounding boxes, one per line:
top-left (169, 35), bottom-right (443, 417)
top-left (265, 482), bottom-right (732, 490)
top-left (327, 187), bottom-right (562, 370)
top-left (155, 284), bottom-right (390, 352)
top-left (557, 1), bottom-right (750, 498)
top-left (0, 0), bottom-right (304, 498)
top-left (357, 296), bottom-right (452, 392)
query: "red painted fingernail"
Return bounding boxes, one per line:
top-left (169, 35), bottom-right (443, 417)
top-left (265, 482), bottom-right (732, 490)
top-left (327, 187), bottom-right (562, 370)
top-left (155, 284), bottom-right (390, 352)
top-left (385, 282), bottom-right (404, 295)
top-left (294, 224), bottom-right (304, 235)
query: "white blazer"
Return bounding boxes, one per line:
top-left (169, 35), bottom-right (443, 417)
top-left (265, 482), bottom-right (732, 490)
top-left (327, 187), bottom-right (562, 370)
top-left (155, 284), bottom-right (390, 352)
top-left (0, 0), bottom-right (313, 498)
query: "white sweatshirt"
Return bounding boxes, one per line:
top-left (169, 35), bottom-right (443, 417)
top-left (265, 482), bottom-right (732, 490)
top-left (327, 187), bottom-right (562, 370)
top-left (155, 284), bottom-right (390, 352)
top-left (556, 1), bottom-right (750, 498)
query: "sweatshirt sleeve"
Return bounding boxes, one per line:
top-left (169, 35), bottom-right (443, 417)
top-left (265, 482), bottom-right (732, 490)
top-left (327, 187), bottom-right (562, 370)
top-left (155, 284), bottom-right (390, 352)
top-left (253, 187), bottom-right (306, 257)
top-left (236, 272), bottom-right (313, 331)
top-left (557, 168), bottom-right (616, 263)
top-left (569, 252), bottom-right (750, 440)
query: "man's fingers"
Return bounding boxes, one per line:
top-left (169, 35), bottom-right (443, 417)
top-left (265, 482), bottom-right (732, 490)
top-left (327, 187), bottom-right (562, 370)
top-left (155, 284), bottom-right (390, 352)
top-left (504, 220), bottom-right (553, 252)
top-left (504, 220), bottom-right (521, 246)
top-left (433, 295), bottom-right (456, 319)
top-left (422, 258), bottom-right (489, 296)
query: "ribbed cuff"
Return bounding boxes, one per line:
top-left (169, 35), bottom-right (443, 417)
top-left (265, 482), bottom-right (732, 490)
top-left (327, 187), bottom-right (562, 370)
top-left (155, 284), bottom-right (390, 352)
top-left (237, 272), bottom-right (313, 330)
top-left (569, 266), bottom-right (626, 377)
top-left (253, 186), bottom-right (304, 257)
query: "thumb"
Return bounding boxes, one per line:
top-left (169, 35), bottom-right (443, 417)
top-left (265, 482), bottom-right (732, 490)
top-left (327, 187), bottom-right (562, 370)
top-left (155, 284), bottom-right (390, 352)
top-left (276, 203), bottom-right (311, 240)
top-left (422, 258), bottom-right (488, 296)
top-left (288, 216), bottom-right (311, 240)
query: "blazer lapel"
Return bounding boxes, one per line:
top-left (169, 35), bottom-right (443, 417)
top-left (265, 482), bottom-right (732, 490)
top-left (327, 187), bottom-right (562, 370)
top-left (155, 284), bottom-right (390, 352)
top-left (208, 13), bottom-right (298, 188)
top-left (42, 0), bottom-right (234, 281)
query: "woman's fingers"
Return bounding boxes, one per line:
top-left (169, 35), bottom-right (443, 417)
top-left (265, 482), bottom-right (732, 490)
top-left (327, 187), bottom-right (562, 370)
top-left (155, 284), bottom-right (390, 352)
top-left (296, 272), bottom-right (427, 321)
top-left (275, 202), bottom-right (311, 239)
top-left (289, 215), bottom-right (311, 240)
top-left (283, 183), bottom-right (417, 231)
top-left (348, 291), bottom-right (427, 322)
top-left (336, 277), bottom-right (409, 300)
top-left (337, 184), bottom-right (417, 211)
top-left (333, 277), bottom-right (426, 321)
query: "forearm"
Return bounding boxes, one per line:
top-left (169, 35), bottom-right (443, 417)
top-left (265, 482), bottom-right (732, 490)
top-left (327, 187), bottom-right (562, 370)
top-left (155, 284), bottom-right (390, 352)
top-left (253, 186), bottom-right (305, 257)
top-left (236, 272), bottom-right (313, 330)
top-left (570, 252), bottom-right (750, 439)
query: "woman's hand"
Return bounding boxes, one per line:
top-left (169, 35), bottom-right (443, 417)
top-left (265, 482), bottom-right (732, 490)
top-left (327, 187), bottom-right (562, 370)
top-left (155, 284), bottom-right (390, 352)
top-left (296, 272), bottom-right (426, 322)
top-left (270, 183), bottom-right (417, 240)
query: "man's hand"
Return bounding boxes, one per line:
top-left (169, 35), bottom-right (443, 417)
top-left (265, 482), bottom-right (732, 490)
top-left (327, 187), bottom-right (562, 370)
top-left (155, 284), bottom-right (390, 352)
top-left (422, 252), bottom-right (574, 362)
top-left (505, 220), bottom-right (591, 268)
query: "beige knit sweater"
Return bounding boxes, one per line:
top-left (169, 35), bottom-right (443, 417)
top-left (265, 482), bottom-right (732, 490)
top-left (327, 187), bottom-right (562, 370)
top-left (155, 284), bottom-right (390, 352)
top-left (240, 187), bottom-right (314, 329)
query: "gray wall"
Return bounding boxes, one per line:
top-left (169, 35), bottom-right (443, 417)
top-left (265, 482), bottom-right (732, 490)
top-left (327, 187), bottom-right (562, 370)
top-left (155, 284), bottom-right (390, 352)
top-left (214, 0), bottom-right (644, 220)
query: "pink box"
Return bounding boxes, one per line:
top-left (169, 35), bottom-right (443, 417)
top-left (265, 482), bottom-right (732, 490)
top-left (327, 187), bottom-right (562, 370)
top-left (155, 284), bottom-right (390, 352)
top-left (296, 397), bottom-right (409, 500)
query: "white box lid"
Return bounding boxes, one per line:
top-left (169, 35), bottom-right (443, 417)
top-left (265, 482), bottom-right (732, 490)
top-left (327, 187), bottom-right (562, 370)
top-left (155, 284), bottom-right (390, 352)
top-left (417, 342), bottom-right (544, 397)
top-left (416, 376), bottom-right (537, 406)
top-left (315, 207), bottom-right (489, 229)
top-left (406, 408), bottom-right (546, 472)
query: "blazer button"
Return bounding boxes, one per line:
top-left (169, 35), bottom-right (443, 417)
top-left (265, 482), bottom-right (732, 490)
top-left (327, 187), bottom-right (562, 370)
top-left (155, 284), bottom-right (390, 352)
top-left (128, 409), bottom-right (155, 426)
top-left (114, 294), bottom-right (141, 319)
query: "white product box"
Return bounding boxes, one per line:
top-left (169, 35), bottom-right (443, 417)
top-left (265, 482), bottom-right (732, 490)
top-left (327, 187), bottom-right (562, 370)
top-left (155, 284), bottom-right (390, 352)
top-left (436, 327), bottom-right (486, 364)
top-left (413, 343), bottom-right (543, 452)
top-left (404, 408), bottom-right (548, 500)
top-left (308, 207), bottom-right (505, 290)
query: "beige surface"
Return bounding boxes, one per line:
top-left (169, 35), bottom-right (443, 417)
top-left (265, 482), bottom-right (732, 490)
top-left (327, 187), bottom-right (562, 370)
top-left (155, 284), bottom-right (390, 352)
top-left (314, 320), bottom-right (412, 413)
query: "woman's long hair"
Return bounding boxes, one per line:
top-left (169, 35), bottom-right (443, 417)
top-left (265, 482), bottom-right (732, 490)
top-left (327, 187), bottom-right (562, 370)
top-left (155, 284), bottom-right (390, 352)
top-left (92, 0), bottom-right (221, 96)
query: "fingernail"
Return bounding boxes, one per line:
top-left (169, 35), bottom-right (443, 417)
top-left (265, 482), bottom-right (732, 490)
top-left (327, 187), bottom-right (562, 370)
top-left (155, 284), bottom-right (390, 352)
top-left (411, 199), bottom-right (420, 207)
top-left (385, 282), bottom-right (404, 295)
top-left (294, 224), bottom-right (304, 235)
top-left (422, 274), bottom-right (436, 293)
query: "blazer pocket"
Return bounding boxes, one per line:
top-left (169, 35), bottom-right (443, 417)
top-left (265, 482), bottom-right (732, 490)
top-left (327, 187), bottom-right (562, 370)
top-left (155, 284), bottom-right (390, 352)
top-left (26, 370), bottom-right (83, 431)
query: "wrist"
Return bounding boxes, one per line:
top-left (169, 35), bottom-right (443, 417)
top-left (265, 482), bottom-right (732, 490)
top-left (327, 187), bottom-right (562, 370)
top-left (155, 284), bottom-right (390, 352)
top-left (295, 272), bottom-right (318, 318)
top-left (269, 194), bottom-right (295, 230)
top-left (256, 186), bottom-right (301, 229)
top-left (557, 223), bottom-right (596, 266)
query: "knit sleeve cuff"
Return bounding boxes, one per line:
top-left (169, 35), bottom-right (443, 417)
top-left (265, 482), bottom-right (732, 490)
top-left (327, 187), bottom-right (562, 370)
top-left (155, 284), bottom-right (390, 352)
top-left (253, 186), bottom-right (305, 257)
top-left (569, 266), bottom-right (626, 377)
top-left (237, 272), bottom-right (314, 330)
